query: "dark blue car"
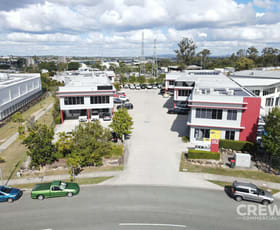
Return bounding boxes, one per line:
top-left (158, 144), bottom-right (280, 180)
top-left (0, 186), bottom-right (22, 203)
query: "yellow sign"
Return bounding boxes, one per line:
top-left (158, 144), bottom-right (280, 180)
top-left (210, 129), bottom-right (221, 140)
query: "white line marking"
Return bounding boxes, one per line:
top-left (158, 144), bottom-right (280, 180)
top-left (119, 223), bottom-right (187, 228)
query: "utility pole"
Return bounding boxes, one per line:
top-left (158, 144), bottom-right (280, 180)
top-left (153, 39), bottom-right (158, 78)
top-left (140, 31), bottom-right (145, 76)
top-left (0, 168), bottom-right (3, 185)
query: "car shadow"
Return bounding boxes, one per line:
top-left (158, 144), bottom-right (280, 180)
top-left (224, 185), bottom-right (234, 199)
top-left (170, 114), bottom-right (188, 137)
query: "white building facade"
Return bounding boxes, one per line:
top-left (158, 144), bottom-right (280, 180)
top-left (165, 71), bottom-right (261, 143)
top-left (57, 75), bottom-right (115, 123)
top-left (0, 73), bottom-right (42, 121)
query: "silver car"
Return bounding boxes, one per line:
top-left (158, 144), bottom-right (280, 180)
top-left (232, 181), bottom-right (274, 205)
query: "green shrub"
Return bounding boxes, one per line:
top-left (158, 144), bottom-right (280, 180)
top-left (187, 149), bottom-right (220, 160)
top-left (182, 136), bottom-right (189, 143)
top-left (219, 139), bottom-right (256, 152)
top-left (110, 144), bottom-right (124, 158)
top-left (55, 115), bottom-right (61, 124)
top-left (0, 156), bottom-right (5, 163)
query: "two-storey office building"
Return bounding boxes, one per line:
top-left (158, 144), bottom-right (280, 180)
top-left (0, 73), bottom-right (42, 121)
top-left (231, 70), bottom-right (280, 115)
top-left (57, 75), bottom-right (115, 123)
top-left (165, 71), bottom-right (261, 143)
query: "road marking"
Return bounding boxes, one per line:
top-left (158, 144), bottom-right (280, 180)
top-left (119, 223), bottom-right (187, 228)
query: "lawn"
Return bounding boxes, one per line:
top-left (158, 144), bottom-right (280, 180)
top-left (0, 95), bottom-right (54, 143)
top-left (14, 176), bottom-right (113, 190)
top-left (208, 180), bottom-right (280, 195)
top-left (180, 153), bottom-right (280, 183)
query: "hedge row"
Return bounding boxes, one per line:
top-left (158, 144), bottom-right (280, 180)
top-left (187, 149), bottom-right (220, 160)
top-left (219, 139), bottom-right (256, 152)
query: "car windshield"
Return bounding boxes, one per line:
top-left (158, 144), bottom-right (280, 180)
top-left (0, 186), bottom-right (12, 193)
top-left (257, 188), bottom-right (265, 195)
top-left (59, 182), bottom-right (67, 190)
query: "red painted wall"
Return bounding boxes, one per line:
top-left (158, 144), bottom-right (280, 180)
top-left (210, 139), bottom-right (219, 152)
top-left (239, 97), bottom-right (261, 142)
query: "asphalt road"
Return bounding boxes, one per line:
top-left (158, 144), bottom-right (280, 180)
top-left (0, 185), bottom-right (279, 230)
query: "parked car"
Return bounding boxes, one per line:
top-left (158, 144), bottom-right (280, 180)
top-left (103, 113), bottom-right (112, 121)
top-left (167, 107), bottom-right (189, 114)
top-left (31, 181), bottom-right (80, 200)
top-left (152, 85), bottom-right (158, 89)
top-left (123, 84), bottom-right (129, 89)
top-left (91, 111), bottom-right (99, 121)
top-left (159, 88), bottom-right (165, 95)
top-left (0, 186), bottom-right (22, 203)
top-left (140, 84), bottom-right (146, 89)
top-left (231, 181), bottom-right (274, 205)
top-left (147, 85), bottom-right (153, 89)
top-left (175, 101), bottom-right (188, 108)
top-left (119, 95), bottom-right (129, 102)
top-left (157, 84), bottom-right (162, 88)
top-left (129, 84), bottom-right (135, 89)
top-left (117, 91), bottom-right (126, 96)
top-left (78, 115), bottom-right (88, 122)
top-left (114, 98), bottom-right (123, 104)
top-left (117, 103), bottom-right (134, 110)
top-left (135, 84), bottom-right (141, 90)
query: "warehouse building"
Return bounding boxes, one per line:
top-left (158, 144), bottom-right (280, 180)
top-left (0, 73), bottom-right (42, 121)
top-left (165, 71), bottom-right (261, 143)
top-left (57, 74), bottom-right (115, 123)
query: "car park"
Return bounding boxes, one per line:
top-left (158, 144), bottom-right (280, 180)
top-left (231, 181), bottom-right (274, 205)
top-left (0, 186), bottom-right (22, 203)
top-left (117, 103), bottom-right (134, 110)
top-left (167, 107), bottom-right (189, 114)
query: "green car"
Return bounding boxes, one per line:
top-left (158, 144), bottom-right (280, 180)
top-left (31, 180), bottom-right (80, 200)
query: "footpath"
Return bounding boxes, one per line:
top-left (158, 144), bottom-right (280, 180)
top-left (0, 103), bottom-right (53, 154)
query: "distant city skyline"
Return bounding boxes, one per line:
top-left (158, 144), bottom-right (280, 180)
top-left (0, 0), bottom-right (280, 57)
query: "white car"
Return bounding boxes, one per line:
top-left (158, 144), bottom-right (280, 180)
top-left (147, 85), bottom-right (153, 89)
top-left (91, 111), bottom-right (99, 121)
top-left (119, 95), bottom-right (129, 102)
top-left (79, 115), bottom-right (88, 122)
top-left (123, 84), bottom-right (129, 88)
top-left (129, 84), bottom-right (135, 89)
top-left (152, 85), bottom-right (158, 89)
top-left (135, 85), bottom-right (141, 90)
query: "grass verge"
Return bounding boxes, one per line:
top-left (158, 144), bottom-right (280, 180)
top-left (180, 153), bottom-right (280, 183)
top-left (208, 180), bottom-right (280, 195)
top-left (13, 176), bottom-right (113, 190)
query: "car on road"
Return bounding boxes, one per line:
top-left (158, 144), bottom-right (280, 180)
top-left (117, 103), bottom-right (134, 110)
top-left (167, 107), bottom-right (189, 114)
top-left (114, 98), bottom-right (123, 104)
top-left (0, 186), bottom-right (22, 203)
top-left (31, 180), bottom-right (80, 200)
top-left (103, 112), bottom-right (112, 121)
top-left (231, 181), bottom-right (274, 205)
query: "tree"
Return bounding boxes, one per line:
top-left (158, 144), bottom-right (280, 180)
top-left (246, 46), bottom-right (258, 61)
top-left (129, 75), bottom-right (136, 84)
top-left (235, 57), bottom-right (255, 70)
top-left (55, 132), bottom-right (72, 158)
top-left (175, 37), bottom-right (197, 66)
top-left (23, 124), bottom-right (57, 168)
top-left (148, 78), bottom-right (155, 85)
top-left (114, 82), bottom-right (121, 91)
top-left (136, 76), bottom-right (146, 84)
top-left (70, 122), bottom-right (112, 167)
top-left (119, 74), bottom-right (128, 85)
top-left (236, 49), bottom-right (246, 58)
top-left (68, 62), bottom-right (80, 71)
top-left (11, 112), bottom-right (24, 124)
top-left (110, 109), bottom-right (133, 141)
top-left (197, 49), bottom-right (211, 68)
top-left (262, 107), bottom-right (280, 171)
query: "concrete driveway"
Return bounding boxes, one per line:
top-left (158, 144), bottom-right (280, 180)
top-left (105, 89), bottom-right (220, 189)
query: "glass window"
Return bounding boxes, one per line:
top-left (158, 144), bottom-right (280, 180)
top-left (263, 88), bottom-right (275, 96)
top-left (194, 128), bottom-right (210, 140)
top-left (90, 96), bottom-right (110, 104)
top-left (64, 97), bottom-right (84, 105)
top-left (225, 130), bottom-right (235, 140)
top-left (265, 98), bottom-right (274, 107)
top-left (227, 110), bottom-right (237, 120)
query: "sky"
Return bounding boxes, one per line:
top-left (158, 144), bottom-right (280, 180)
top-left (0, 0), bottom-right (280, 57)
